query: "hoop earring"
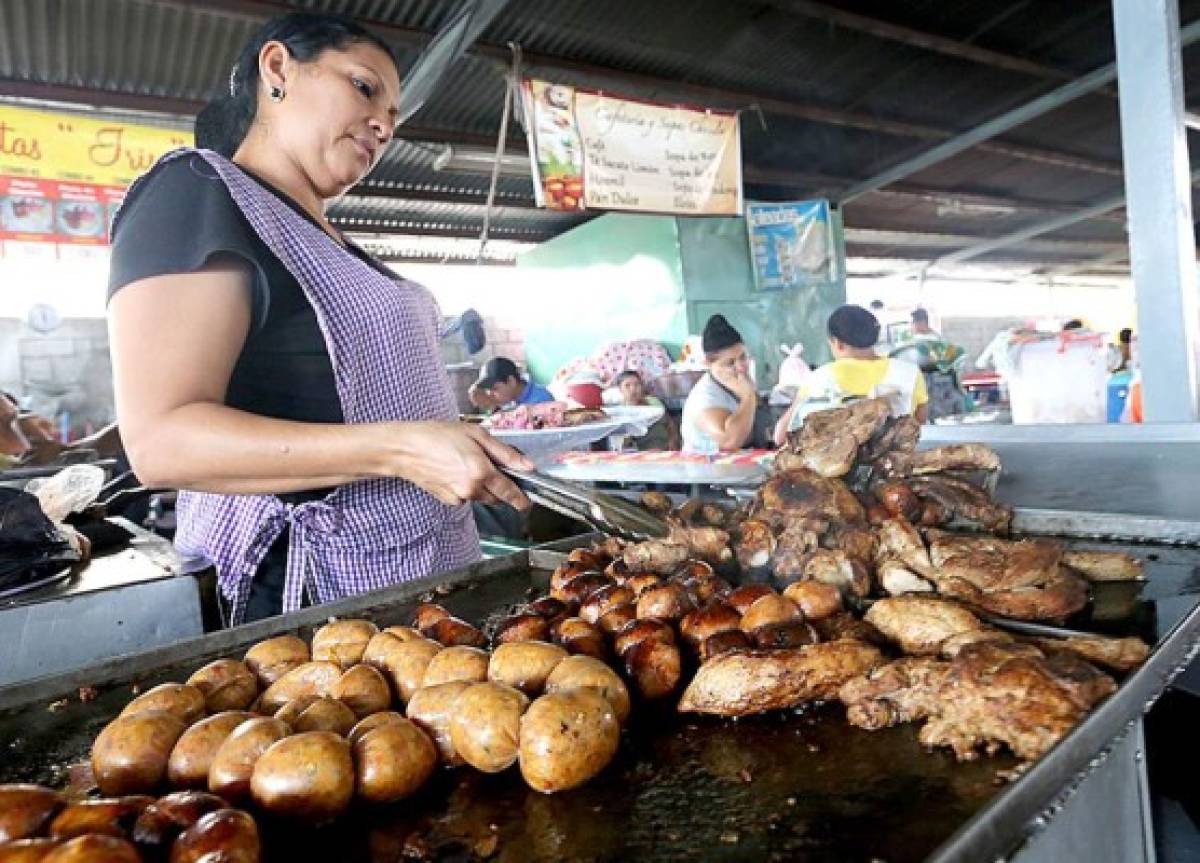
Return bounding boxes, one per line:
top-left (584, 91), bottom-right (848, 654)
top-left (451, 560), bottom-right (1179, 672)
top-left (268, 85), bottom-right (285, 103)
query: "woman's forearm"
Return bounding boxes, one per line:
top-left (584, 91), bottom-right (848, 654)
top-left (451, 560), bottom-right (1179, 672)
top-left (125, 401), bottom-right (397, 494)
top-left (717, 398), bottom-right (756, 450)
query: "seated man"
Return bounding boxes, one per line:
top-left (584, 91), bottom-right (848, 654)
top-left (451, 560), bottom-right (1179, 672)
top-left (468, 357), bottom-right (554, 412)
top-left (775, 304), bottom-right (928, 445)
top-left (615, 369), bottom-right (679, 450)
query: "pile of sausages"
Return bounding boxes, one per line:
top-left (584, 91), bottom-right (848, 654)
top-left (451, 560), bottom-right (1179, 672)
top-left (0, 786), bottom-right (258, 862)
top-left (489, 547), bottom-right (855, 704)
top-left (68, 598), bottom-right (634, 838)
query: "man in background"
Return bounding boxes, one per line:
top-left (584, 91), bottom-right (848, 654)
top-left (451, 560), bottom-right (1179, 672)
top-left (468, 357), bottom-right (554, 412)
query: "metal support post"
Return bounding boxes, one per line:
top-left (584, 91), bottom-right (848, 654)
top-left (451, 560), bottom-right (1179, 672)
top-left (1113, 0), bottom-right (1200, 422)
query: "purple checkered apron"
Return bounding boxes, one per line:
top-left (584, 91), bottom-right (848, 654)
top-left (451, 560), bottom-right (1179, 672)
top-left (135, 148), bottom-right (480, 625)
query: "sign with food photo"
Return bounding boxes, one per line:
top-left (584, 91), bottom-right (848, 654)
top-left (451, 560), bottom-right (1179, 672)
top-left (0, 104), bottom-right (191, 250)
top-left (521, 79), bottom-right (743, 216)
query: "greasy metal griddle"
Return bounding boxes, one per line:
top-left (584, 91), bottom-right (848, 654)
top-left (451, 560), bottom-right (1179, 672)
top-left (1, 515), bottom-right (1198, 863)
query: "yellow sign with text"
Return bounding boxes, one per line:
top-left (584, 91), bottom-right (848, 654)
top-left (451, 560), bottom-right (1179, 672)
top-left (0, 104), bottom-right (192, 187)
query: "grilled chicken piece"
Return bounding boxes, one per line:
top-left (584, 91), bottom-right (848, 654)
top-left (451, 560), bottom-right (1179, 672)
top-left (639, 491), bottom-right (673, 516)
top-left (907, 475), bottom-right (1012, 533)
top-left (823, 524), bottom-right (879, 566)
top-left (919, 644), bottom-right (1116, 761)
top-left (839, 657), bottom-right (949, 729)
top-left (1061, 550), bottom-right (1145, 582)
top-left (758, 469), bottom-right (865, 524)
top-left (840, 642), bottom-right (1117, 762)
top-left (770, 517), bottom-right (827, 581)
top-left (622, 540), bottom-right (690, 574)
top-left (678, 640), bottom-right (883, 716)
top-left (938, 628), bottom-right (1017, 658)
top-left (1030, 634), bottom-right (1150, 672)
top-left (779, 398), bottom-right (892, 478)
top-left (667, 524), bottom-right (733, 566)
top-left (812, 612), bottom-right (887, 645)
top-left (864, 596), bottom-right (984, 655)
top-left (801, 549), bottom-right (871, 598)
top-left (937, 571), bottom-right (1089, 622)
top-left (926, 531), bottom-right (1089, 622)
top-left (860, 415), bottom-right (922, 464)
top-left (876, 443), bottom-right (1001, 478)
top-left (734, 519), bottom-right (777, 571)
top-left (878, 560), bottom-right (934, 596)
top-left (876, 518), bottom-right (934, 576)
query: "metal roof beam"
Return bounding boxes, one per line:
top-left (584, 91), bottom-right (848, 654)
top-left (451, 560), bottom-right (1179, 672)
top-left (926, 168), bottom-right (1200, 270)
top-left (344, 184), bottom-right (536, 208)
top-left (840, 17), bottom-right (1200, 202)
top-left (127, 0), bottom-right (1122, 177)
top-left (326, 218), bottom-right (558, 240)
top-left (754, 0), bottom-right (1087, 84)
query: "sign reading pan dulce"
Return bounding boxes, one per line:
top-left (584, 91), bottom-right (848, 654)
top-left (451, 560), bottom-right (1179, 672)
top-left (521, 79), bottom-right (743, 216)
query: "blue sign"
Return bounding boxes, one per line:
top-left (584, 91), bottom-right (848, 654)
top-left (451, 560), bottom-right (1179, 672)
top-left (746, 200), bottom-right (836, 291)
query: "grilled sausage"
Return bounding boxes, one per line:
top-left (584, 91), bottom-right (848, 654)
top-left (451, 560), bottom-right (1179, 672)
top-left (782, 580), bottom-right (843, 621)
top-left (487, 642), bottom-right (568, 696)
top-left (330, 664), bottom-right (392, 718)
top-left (166, 711), bottom-right (254, 788)
top-left (311, 619), bottom-right (379, 669)
top-left (544, 655), bottom-right (631, 724)
top-left (0, 785), bottom-right (62, 843)
top-left (421, 646), bottom-right (489, 688)
top-left (92, 710), bottom-right (189, 796)
top-left (699, 630), bottom-right (753, 661)
top-left (426, 617), bottom-right (488, 649)
top-left (679, 602), bottom-right (742, 648)
top-left (412, 603), bottom-right (451, 632)
top-left (613, 619), bottom-right (675, 658)
top-left (186, 660), bottom-right (259, 713)
top-left (255, 661), bottom-right (342, 715)
top-left (250, 732), bottom-right (354, 821)
top-left (169, 808), bottom-right (259, 863)
top-left (207, 717), bottom-right (291, 802)
top-left (130, 791), bottom-right (226, 851)
top-left (119, 683), bottom-right (205, 725)
top-left (49, 797), bottom-right (153, 840)
top-left (579, 585), bottom-right (635, 625)
top-left (41, 835), bottom-right (140, 863)
top-left (726, 584), bottom-right (777, 616)
top-left (353, 719), bottom-right (437, 803)
top-left (739, 594), bottom-right (802, 633)
top-left (493, 612), bottom-right (550, 645)
top-left (635, 582), bottom-right (695, 622)
top-left (623, 639), bottom-right (682, 700)
top-left (550, 617), bottom-right (607, 660)
top-left (243, 636), bottom-right (310, 687)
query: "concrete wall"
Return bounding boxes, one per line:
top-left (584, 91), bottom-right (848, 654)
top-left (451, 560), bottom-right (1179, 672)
top-left (0, 316), bottom-right (114, 437)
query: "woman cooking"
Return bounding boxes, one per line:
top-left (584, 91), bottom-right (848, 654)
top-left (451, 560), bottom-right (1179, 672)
top-left (680, 315), bottom-right (758, 454)
top-left (107, 13), bottom-right (533, 626)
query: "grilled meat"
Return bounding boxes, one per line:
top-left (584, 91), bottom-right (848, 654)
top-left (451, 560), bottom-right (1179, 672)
top-left (778, 398), bottom-right (892, 478)
top-left (878, 560), bottom-right (934, 596)
top-left (758, 469), bottom-right (865, 524)
top-left (876, 518), bottom-right (934, 577)
top-left (639, 491), bottom-right (673, 516)
top-left (666, 524), bottom-right (733, 566)
top-left (800, 549), bottom-right (871, 598)
top-left (864, 596), bottom-right (985, 655)
top-left (1029, 634), bottom-right (1150, 673)
top-left (839, 657), bottom-right (949, 730)
top-left (1061, 550), bottom-right (1145, 582)
top-left (875, 443), bottom-right (1001, 478)
top-left (622, 540), bottom-right (690, 574)
top-left (678, 640), bottom-right (884, 716)
top-left (823, 524), bottom-right (879, 567)
top-left (926, 531), bottom-right (1089, 622)
top-left (734, 518), bottom-right (777, 571)
top-left (906, 475), bottom-right (1012, 532)
top-left (840, 642), bottom-right (1117, 761)
top-left (860, 415), bottom-right (922, 464)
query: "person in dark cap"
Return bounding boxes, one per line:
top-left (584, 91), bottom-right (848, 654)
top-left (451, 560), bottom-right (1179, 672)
top-left (681, 315), bottom-right (758, 453)
top-left (468, 357), bottom-right (554, 412)
top-left (774, 304), bottom-right (927, 443)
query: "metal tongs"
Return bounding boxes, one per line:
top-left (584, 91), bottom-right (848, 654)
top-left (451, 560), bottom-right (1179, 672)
top-left (502, 468), bottom-right (669, 542)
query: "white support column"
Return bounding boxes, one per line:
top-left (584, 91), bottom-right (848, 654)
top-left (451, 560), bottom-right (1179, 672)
top-left (1113, 0), bottom-right (1200, 422)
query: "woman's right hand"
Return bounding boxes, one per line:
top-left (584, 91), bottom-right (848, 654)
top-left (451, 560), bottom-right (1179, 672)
top-left (386, 421), bottom-right (535, 509)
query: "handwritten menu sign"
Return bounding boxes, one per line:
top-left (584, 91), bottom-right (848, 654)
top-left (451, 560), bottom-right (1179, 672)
top-left (522, 80), bottom-right (742, 216)
top-left (0, 104), bottom-right (190, 250)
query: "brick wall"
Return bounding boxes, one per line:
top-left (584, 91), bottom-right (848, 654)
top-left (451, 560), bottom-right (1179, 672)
top-left (439, 313), bottom-right (528, 414)
top-left (0, 317), bottom-right (115, 438)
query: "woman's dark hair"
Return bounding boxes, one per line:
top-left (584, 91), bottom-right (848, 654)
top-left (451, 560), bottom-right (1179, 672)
top-left (702, 315), bottom-right (744, 356)
top-left (827, 304), bottom-right (880, 349)
top-left (195, 13), bottom-right (398, 157)
top-left (615, 370), bottom-right (643, 385)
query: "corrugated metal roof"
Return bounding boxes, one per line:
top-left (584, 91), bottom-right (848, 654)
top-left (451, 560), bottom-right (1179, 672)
top-left (1, 0), bottom-right (1197, 270)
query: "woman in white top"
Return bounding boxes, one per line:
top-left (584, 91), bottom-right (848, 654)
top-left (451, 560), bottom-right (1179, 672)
top-left (681, 315), bottom-right (758, 454)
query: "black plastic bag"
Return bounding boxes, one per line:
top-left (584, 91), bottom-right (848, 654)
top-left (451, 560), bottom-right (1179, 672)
top-left (0, 487), bottom-right (77, 591)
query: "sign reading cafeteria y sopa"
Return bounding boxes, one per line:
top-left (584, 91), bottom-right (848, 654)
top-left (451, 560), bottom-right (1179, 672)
top-left (521, 79), bottom-right (742, 216)
top-left (0, 104), bottom-right (191, 249)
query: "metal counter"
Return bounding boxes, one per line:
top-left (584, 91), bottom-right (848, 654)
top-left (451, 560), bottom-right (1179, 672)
top-left (0, 518), bottom-right (200, 686)
top-left (0, 515), bottom-right (1197, 862)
